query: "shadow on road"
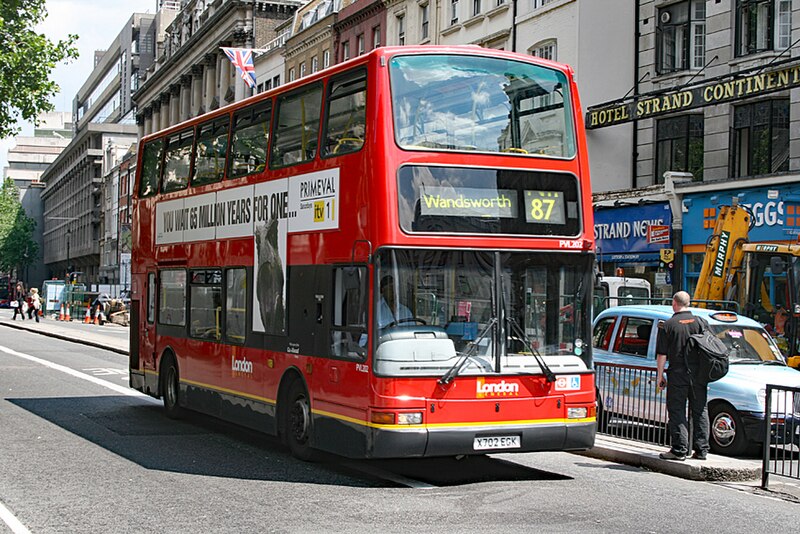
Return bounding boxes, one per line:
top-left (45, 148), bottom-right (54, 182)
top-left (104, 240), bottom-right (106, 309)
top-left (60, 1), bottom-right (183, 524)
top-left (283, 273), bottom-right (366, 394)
top-left (7, 395), bottom-right (574, 488)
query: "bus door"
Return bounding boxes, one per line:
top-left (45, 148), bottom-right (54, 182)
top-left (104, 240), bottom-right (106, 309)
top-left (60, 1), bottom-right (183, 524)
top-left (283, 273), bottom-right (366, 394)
top-left (291, 265), bottom-right (369, 455)
top-left (141, 271), bottom-right (158, 375)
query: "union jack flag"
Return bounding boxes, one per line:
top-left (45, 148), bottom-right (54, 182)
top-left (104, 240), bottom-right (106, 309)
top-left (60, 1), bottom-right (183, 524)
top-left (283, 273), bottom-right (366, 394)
top-left (222, 47), bottom-right (257, 89)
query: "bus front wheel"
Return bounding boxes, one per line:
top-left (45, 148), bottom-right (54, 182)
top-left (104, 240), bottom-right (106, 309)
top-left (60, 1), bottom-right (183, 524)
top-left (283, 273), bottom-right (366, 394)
top-left (284, 380), bottom-right (316, 461)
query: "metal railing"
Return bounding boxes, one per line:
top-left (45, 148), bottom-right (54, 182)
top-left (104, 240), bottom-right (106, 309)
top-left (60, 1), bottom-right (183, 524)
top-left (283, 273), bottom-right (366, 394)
top-left (595, 361), bottom-right (671, 447)
top-left (761, 384), bottom-right (800, 489)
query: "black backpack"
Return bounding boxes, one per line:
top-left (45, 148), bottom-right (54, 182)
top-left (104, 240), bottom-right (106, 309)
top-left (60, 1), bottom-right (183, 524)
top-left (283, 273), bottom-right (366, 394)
top-left (688, 316), bottom-right (730, 383)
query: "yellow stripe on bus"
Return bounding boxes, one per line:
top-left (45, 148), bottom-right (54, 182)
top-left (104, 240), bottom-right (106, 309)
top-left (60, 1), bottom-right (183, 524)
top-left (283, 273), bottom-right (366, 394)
top-left (141, 371), bottom-right (595, 429)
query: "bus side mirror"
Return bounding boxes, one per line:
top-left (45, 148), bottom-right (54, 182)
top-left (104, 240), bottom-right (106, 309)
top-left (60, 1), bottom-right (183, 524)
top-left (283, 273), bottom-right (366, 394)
top-left (770, 256), bottom-right (786, 276)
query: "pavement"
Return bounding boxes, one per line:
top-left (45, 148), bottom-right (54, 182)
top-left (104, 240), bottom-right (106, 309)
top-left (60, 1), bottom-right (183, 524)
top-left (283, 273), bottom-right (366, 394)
top-left (2, 311), bottom-right (800, 500)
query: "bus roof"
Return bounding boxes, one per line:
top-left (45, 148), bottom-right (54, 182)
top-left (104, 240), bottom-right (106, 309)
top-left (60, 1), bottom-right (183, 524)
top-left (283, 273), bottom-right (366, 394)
top-left (139, 45), bottom-right (576, 143)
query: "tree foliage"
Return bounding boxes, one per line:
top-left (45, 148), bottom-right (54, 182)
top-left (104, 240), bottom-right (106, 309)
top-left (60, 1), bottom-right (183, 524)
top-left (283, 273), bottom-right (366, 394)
top-left (0, 177), bottom-right (38, 274)
top-left (0, 0), bottom-right (78, 139)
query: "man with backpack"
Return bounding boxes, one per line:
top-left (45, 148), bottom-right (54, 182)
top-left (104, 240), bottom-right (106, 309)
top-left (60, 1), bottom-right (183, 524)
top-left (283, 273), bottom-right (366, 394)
top-left (655, 291), bottom-right (710, 461)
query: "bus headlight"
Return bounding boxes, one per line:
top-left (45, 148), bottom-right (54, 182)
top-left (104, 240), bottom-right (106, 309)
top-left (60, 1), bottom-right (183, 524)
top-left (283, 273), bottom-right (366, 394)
top-left (397, 412), bottom-right (423, 425)
top-left (568, 407), bottom-right (588, 419)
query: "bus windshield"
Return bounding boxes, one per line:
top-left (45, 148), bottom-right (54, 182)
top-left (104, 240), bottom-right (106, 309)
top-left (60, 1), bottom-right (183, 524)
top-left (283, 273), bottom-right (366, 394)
top-left (389, 54), bottom-right (576, 158)
top-left (374, 248), bottom-right (592, 377)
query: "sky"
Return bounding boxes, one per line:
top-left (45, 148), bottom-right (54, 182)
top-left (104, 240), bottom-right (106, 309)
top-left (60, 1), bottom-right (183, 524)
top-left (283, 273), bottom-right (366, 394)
top-left (0, 0), bottom-right (158, 172)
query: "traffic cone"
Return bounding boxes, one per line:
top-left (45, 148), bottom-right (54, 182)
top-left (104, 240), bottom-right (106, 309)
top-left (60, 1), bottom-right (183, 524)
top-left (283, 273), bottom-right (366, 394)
top-left (83, 304), bottom-right (92, 324)
top-left (59, 304), bottom-right (65, 321)
top-left (93, 305), bottom-right (100, 325)
top-left (65, 304), bottom-right (71, 322)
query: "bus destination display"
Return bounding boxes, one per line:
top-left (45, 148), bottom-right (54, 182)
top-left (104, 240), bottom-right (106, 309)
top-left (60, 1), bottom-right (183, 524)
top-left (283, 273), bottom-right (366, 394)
top-left (419, 186), bottom-right (565, 224)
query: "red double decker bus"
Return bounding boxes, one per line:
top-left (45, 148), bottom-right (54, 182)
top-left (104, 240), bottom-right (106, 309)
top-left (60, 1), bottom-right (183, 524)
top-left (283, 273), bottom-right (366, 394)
top-left (130, 46), bottom-right (596, 459)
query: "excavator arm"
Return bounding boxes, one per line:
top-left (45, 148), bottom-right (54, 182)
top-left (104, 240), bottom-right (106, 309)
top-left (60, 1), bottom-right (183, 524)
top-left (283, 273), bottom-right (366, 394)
top-left (692, 200), bottom-right (751, 307)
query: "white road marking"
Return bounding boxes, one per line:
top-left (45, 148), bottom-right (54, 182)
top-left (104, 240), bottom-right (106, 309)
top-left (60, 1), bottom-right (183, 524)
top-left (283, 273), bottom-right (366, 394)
top-left (1, 345), bottom-right (434, 489)
top-left (0, 499), bottom-right (32, 534)
top-left (341, 462), bottom-right (436, 489)
top-left (0, 344), bottom-right (158, 404)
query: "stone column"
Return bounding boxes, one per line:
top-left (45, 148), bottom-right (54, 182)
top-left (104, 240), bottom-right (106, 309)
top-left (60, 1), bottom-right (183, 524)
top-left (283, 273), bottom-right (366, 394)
top-left (235, 73), bottom-right (247, 102)
top-left (143, 107), bottom-right (153, 137)
top-left (191, 64), bottom-right (204, 117)
top-left (180, 76), bottom-right (192, 121)
top-left (204, 52), bottom-right (217, 111)
top-left (170, 84), bottom-right (181, 125)
top-left (218, 51), bottom-right (231, 106)
top-left (161, 93), bottom-right (171, 131)
top-left (151, 103), bottom-right (161, 135)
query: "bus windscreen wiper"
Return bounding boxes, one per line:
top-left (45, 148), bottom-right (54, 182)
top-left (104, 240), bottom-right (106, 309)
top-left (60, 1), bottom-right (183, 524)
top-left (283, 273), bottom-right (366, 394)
top-left (439, 318), bottom-right (497, 385)
top-left (506, 317), bottom-right (556, 383)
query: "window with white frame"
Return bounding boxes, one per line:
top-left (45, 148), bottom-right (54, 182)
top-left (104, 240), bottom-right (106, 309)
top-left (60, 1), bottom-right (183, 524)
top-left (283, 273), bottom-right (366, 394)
top-left (343, 41), bottom-right (351, 61)
top-left (421, 4), bottom-right (429, 39)
top-left (398, 14), bottom-right (406, 44)
top-left (530, 39), bottom-right (556, 61)
top-left (451, 0), bottom-right (459, 24)
top-left (473, 0), bottom-right (481, 16)
top-left (289, 68), bottom-right (296, 82)
top-left (300, 62), bottom-right (306, 78)
top-left (312, 56), bottom-right (319, 73)
top-left (373, 26), bottom-right (381, 49)
top-left (531, 0), bottom-right (556, 8)
top-left (657, 0), bottom-right (706, 74)
top-left (323, 49), bottom-right (331, 68)
top-left (736, 0), bottom-right (792, 56)
top-left (357, 34), bottom-right (365, 55)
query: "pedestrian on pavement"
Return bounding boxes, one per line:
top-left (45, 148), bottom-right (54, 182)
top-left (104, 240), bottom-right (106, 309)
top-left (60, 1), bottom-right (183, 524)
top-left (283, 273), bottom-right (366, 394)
top-left (11, 282), bottom-right (26, 320)
top-left (655, 291), bottom-right (710, 461)
top-left (27, 287), bottom-right (41, 323)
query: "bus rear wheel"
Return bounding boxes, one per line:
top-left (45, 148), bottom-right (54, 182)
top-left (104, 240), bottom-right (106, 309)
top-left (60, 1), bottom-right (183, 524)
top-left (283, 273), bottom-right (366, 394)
top-left (161, 354), bottom-right (183, 419)
top-left (284, 380), bottom-right (316, 461)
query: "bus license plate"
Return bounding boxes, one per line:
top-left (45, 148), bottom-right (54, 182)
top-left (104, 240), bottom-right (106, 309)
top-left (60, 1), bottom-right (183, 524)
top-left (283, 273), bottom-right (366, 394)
top-left (473, 436), bottom-right (521, 450)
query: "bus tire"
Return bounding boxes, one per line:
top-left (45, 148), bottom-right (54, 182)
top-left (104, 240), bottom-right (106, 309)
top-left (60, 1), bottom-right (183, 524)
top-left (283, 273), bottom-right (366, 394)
top-left (283, 380), bottom-right (317, 461)
top-left (161, 353), bottom-right (184, 420)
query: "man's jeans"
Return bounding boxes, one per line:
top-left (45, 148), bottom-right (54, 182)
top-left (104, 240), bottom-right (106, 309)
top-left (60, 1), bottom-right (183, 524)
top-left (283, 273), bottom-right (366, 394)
top-left (666, 377), bottom-right (710, 455)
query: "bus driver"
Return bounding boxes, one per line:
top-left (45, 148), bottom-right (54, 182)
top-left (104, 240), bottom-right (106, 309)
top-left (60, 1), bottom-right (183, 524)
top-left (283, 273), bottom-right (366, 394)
top-left (378, 275), bottom-right (412, 329)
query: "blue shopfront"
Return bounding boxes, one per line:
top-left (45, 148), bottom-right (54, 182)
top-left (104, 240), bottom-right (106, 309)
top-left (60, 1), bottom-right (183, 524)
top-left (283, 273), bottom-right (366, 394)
top-left (682, 184), bottom-right (800, 292)
top-left (594, 202), bottom-right (673, 291)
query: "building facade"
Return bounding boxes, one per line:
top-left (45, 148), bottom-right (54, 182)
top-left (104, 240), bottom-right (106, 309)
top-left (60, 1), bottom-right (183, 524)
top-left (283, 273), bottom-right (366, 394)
top-left (587, 0), bottom-right (800, 296)
top-left (41, 14), bottom-right (155, 283)
top-left (134, 0), bottom-right (300, 137)
top-left (2, 112), bottom-right (74, 287)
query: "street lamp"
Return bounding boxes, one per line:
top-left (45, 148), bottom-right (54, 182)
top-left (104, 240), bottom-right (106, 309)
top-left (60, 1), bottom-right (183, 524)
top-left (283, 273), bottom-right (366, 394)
top-left (66, 228), bottom-right (71, 282)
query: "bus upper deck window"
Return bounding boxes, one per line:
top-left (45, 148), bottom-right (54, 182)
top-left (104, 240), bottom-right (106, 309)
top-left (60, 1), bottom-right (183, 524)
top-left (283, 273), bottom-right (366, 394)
top-left (229, 101), bottom-right (272, 179)
top-left (139, 139), bottom-right (163, 197)
top-left (193, 117), bottom-right (230, 186)
top-left (322, 69), bottom-right (367, 157)
top-left (270, 84), bottom-right (323, 168)
top-left (162, 129), bottom-right (194, 193)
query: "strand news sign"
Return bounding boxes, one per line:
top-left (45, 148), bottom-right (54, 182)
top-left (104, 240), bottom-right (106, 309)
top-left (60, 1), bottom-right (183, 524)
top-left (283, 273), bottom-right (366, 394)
top-left (586, 61), bottom-right (800, 129)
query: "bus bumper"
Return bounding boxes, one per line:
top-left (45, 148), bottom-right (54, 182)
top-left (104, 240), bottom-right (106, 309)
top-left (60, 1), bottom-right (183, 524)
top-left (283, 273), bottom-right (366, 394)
top-left (368, 421), bottom-right (596, 458)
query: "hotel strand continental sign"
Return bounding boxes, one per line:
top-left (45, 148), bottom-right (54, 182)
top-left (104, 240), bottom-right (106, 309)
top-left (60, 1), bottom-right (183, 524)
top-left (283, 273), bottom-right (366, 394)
top-left (586, 59), bottom-right (800, 129)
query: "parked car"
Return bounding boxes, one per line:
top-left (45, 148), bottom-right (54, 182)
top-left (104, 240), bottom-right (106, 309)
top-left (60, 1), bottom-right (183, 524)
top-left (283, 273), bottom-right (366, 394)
top-left (593, 305), bottom-right (800, 456)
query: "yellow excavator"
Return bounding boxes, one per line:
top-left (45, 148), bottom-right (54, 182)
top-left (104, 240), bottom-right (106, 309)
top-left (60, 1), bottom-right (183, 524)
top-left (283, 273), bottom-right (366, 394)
top-left (692, 198), bottom-right (800, 368)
